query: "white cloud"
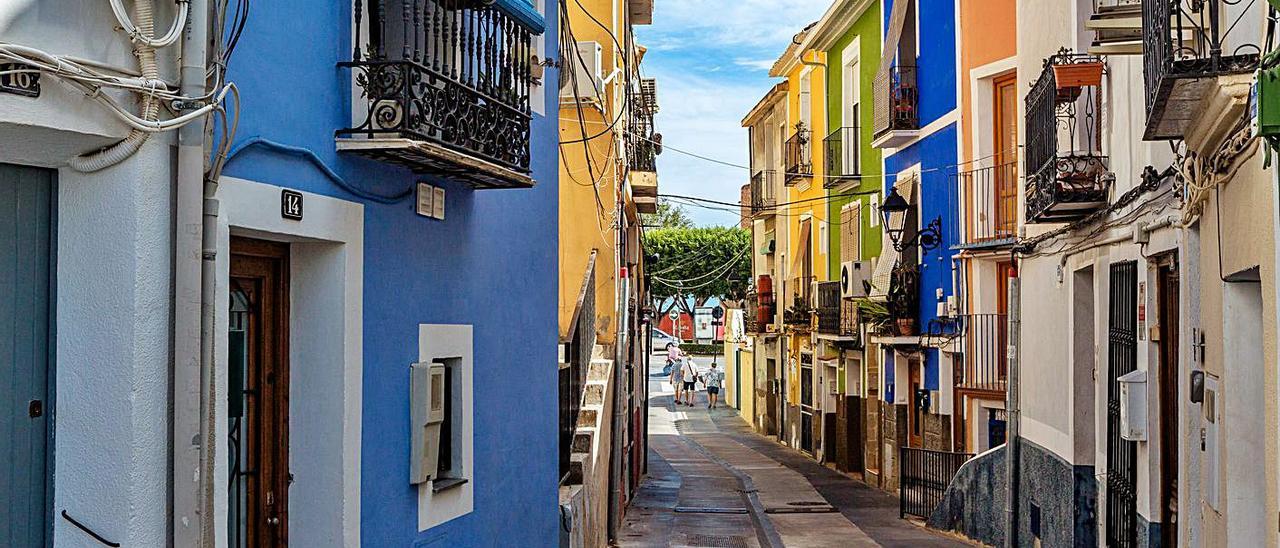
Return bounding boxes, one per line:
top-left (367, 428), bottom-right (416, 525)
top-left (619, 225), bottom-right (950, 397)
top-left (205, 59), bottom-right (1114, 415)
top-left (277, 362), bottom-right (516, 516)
top-left (647, 0), bottom-right (831, 49)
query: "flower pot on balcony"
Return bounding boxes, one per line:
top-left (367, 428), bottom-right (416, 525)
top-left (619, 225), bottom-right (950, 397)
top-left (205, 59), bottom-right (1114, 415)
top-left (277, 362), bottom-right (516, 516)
top-left (895, 318), bottom-right (916, 336)
top-left (1052, 61), bottom-right (1103, 89)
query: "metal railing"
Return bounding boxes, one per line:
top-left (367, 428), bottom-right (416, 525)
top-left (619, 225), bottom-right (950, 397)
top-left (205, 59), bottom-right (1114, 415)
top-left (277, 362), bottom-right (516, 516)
top-left (815, 281), bottom-right (841, 334)
top-left (1025, 52), bottom-right (1109, 223)
top-left (899, 447), bottom-right (974, 519)
top-left (560, 252), bottom-right (596, 484)
top-left (1142, 0), bottom-right (1260, 139)
top-left (751, 170), bottom-right (778, 215)
top-left (784, 126), bottom-right (813, 185)
top-left (783, 276), bottom-right (815, 326)
top-left (340, 0), bottom-right (536, 177)
top-left (952, 314), bottom-right (1008, 392)
top-left (629, 78), bottom-right (660, 172)
top-left (824, 126), bottom-right (860, 187)
top-left (840, 298), bottom-right (859, 339)
top-left (949, 161), bottom-right (1019, 247)
top-left (873, 65), bottom-right (918, 137)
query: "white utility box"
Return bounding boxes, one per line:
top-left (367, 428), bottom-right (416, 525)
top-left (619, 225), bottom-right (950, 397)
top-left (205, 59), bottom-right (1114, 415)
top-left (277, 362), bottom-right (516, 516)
top-left (1117, 369), bottom-right (1147, 441)
top-left (410, 361), bottom-right (447, 484)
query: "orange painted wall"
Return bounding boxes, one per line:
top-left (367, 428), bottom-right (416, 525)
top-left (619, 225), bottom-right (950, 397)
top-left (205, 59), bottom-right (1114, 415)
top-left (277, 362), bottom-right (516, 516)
top-left (959, 0), bottom-right (1017, 163)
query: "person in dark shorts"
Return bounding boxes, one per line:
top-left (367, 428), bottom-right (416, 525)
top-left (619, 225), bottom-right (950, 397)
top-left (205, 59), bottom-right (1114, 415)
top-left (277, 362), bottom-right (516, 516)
top-left (704, 361), bottom-right (725, 409)
top-left (680, 359), bottom-right (697, 406)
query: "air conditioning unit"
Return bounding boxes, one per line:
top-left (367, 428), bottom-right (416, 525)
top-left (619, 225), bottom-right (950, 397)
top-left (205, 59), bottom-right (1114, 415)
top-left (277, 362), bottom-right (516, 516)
top-left (560, 41), bottom-right (603, 101)
top-left (840, 261), bottom-right (869, 298)
top-left (410, 361), bottom-right (447, 484)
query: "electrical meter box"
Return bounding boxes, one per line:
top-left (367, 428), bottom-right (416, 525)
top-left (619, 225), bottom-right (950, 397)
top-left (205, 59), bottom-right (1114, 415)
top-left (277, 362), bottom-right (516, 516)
top-left (410, 361), bottom-right (447, 484)
top-left (1118, 369), bottom-right (1147, 442)
top-left (1255, 67), bottom-right (1280, 138)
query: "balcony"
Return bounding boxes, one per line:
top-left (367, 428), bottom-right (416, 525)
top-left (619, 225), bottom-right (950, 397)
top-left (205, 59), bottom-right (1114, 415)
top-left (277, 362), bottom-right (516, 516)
top-left (338, 0), bottom-right (540, 189)
top-left (784, 125), bottom-right (813, 186)
top-left (823, 126), bottom-right (861, 188)
top-left (750, 170), bottom-right (778, 217)
top-left (948, 161), bottom-right (1019, 249)
top-left (1025, 52), bottom-right (1111, 224)
top-left (815, 281), bottom-right (841, 334)
top-left (871, 65), bottom-right (918, 148)
top-left (1142, 0), bottom-right (1260, 141)
top-left (783, 276), bottom-right (814, 327)
top-left (1087, 0), bottom-right (1143, 55)
top-left (629, 78), bottom-right (660, 213)
top-left (951, 314), bottom-right (1007, 393)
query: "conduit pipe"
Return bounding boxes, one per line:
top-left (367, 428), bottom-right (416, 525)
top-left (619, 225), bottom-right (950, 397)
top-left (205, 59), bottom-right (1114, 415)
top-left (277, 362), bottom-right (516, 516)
top-left (1058, 214), bottom-right (1180, 271)
top-left (70, 0), bottom-right (162, 172)
top-left (172, 0), bottom-right (211, 544)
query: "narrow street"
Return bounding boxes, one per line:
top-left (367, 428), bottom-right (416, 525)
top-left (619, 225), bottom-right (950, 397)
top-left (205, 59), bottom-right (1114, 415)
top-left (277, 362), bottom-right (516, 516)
top-left (619, 357), bottom-right (969, 548)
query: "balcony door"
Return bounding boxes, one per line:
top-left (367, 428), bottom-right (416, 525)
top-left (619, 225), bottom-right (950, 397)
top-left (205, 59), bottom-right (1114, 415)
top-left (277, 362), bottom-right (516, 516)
top-left (992, 73), bottom-right (1018, 238)
top-left (229, 238), bottom-right (291, 548)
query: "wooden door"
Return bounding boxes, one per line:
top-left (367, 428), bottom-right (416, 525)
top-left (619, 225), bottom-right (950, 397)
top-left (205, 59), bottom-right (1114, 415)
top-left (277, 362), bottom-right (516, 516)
top-left (229, 238), bottom-right (291, 548)
top-left (765, 358), bottom-right (778, 436)
top-left (1157, 262), bottom-right (1180, 547)
top-left (907, 361), bottom-right (923, 448)
top-left (993, 74), bottom-right (1018, 238)
top-left (0, 164), bottom-right (54, 548)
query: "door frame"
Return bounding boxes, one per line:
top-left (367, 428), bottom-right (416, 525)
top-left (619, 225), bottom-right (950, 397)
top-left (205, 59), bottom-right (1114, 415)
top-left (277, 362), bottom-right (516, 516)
top-left (907, 358), bottom-right (923, 448)
top-left (216, 176), bottom-right (365, 545)
top-left (1156, 258), bottom-right (1179, 547)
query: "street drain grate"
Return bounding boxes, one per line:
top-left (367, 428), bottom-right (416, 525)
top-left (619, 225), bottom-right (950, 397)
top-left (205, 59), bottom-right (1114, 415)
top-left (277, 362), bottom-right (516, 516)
top-left (681, 533), bottom-right (749, 548)
top-left (673, 506), bottom-right (748, 514)
top-left (764, 504), bottom-right (837, 514)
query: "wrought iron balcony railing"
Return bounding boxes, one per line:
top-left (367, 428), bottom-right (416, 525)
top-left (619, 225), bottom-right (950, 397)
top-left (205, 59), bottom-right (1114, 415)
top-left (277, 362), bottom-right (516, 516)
top-left (751, 170), bottom-right (778, 216)
top-left (1142, 0), bottom-right (1261, 140)
top-left (339, 0), bottom-right (539, 188)
top-left (948, 161), bottom-right (1019, 249)
top-left (1025, 52), bottom-right (1110, 224)
top-left (950, 313), bottom-right (1008, 393)
top-left (783, 276), bottom-right (815, 327)
top-left (872, 65), bottom-right (918, 139)
top-left (824, 126), bottom-right (861, 188)
top-left (815, 281), bottom-right (841, 334)
top-left (839, 298), bottom-right (859, 340)
top-left (784, 126), bottom-right (813, 185)
top-left (628, 78), bottom-right (660, 172)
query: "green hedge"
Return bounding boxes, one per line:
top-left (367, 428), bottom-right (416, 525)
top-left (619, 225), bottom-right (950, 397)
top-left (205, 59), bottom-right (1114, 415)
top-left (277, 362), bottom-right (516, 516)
top-left (680, 343), bottom-right (724, 355)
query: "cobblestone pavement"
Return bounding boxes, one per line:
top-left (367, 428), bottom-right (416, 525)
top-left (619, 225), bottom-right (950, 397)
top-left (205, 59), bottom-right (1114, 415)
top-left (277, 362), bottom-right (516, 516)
top-left (619, 367), bottom-right (971, 548)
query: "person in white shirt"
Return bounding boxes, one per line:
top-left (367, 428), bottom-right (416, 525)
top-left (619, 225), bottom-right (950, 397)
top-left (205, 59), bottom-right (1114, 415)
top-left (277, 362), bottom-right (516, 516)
top-left (680, 359), bottom-right (698, 407)
top-left (704, 362), bottom-right (726, 409)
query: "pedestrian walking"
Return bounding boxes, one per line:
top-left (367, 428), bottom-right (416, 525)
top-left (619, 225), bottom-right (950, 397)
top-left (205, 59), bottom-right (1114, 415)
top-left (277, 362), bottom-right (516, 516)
top-left (680, 358), bottom-right (698, 407)
top-left (704, 362), bottom-right (725, 409)
top-left (669, 351), bottom-right (686, 406)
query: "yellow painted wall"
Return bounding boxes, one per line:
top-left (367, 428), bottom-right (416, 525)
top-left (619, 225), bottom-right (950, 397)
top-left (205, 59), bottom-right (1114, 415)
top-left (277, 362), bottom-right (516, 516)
top-left (558, 0), bottom-right (642, 345)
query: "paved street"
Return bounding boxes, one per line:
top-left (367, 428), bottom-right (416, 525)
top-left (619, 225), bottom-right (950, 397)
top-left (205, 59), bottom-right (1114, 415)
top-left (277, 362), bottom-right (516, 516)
top-left (620, 357), bottom-right (970, 547)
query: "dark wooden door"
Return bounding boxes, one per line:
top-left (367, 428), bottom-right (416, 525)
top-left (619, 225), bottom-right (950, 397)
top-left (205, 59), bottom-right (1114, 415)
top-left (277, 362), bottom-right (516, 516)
top-left (0, 164), bottom-right (54, 548)
top-left (765, 358), bottom-right (778, 436)
top-left (229, 238), bottom-right (291, 548)
top-left (1106, 262), bottom-right (1138, 548)
top-left (1157, 262), bottom-right (1179, 547)
top-left (907, 361), bottom-right (923, 448)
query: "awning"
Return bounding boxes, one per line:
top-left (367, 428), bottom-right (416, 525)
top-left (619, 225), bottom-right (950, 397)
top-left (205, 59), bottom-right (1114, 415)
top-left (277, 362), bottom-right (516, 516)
top-left (877, 0), bottom-right (912, 79)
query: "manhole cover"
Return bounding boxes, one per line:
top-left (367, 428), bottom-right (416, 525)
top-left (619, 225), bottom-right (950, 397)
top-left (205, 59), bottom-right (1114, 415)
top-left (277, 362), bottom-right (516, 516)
top-left (681, 533), bottom-right (749, 548)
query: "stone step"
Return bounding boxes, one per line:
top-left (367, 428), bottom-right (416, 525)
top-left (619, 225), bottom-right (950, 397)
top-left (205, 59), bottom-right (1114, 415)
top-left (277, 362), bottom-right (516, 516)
top-left (576, 408), bottom-right (598, 427)
top-left (572, 428), bottom-right (595, 453)
top-left (588, 359), bottom-right (612, 382)
top-left (565, 453), bottom-right (586, 485)
top-left (583, 383), bottom-right (604, 405)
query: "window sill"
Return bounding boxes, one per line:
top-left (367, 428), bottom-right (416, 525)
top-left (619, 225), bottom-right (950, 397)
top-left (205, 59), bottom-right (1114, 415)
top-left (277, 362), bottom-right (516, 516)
top-left (432, 477), bottom-right (469, 493)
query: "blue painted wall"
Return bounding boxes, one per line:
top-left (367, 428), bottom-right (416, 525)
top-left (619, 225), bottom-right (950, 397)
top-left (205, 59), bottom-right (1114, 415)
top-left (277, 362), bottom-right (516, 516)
top-left (223, 1), bottom-right (560, 545)
top-left (881, 0), bottom-right (958, 399)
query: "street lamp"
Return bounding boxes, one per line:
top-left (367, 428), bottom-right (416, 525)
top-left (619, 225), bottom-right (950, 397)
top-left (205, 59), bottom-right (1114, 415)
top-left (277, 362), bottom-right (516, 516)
top-left (878, 186), bottom-right (942, 254)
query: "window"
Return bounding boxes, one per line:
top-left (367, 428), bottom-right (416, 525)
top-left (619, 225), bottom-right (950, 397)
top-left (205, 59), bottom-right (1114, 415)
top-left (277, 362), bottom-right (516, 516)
top-left (417, 324), bottom-right (474, 531)
top-left (434, 357), bottom-right (466, 490)
top-left (819, 219), bottom-right (828, 256)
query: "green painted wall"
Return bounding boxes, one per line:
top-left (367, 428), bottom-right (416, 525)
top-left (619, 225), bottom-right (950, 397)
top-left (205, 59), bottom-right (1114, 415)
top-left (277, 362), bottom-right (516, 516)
top-left (825, 2), bottom-right (883, 279)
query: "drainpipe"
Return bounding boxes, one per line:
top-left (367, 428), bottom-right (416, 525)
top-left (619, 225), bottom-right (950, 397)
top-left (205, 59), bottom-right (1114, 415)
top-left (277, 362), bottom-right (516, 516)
top-left (1005, 265), bottom-right (1021, 548)
top-left (173, 1), bottom-right (211, 545)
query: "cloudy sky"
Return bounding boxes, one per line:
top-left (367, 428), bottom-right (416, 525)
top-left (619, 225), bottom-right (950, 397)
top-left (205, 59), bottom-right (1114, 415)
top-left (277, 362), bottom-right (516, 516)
top-left (634, 0), bottom-right (831, 227)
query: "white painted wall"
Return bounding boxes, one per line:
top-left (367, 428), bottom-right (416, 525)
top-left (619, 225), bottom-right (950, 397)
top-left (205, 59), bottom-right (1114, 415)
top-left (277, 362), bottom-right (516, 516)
top-left (52, 138), bottom-right (174, 547)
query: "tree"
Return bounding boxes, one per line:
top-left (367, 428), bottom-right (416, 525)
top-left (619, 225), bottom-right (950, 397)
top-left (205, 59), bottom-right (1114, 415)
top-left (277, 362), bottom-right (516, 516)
top-left (643, 226), bottom-right (751, 319)
top-left (642, 199), bottom-right (693, 230)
